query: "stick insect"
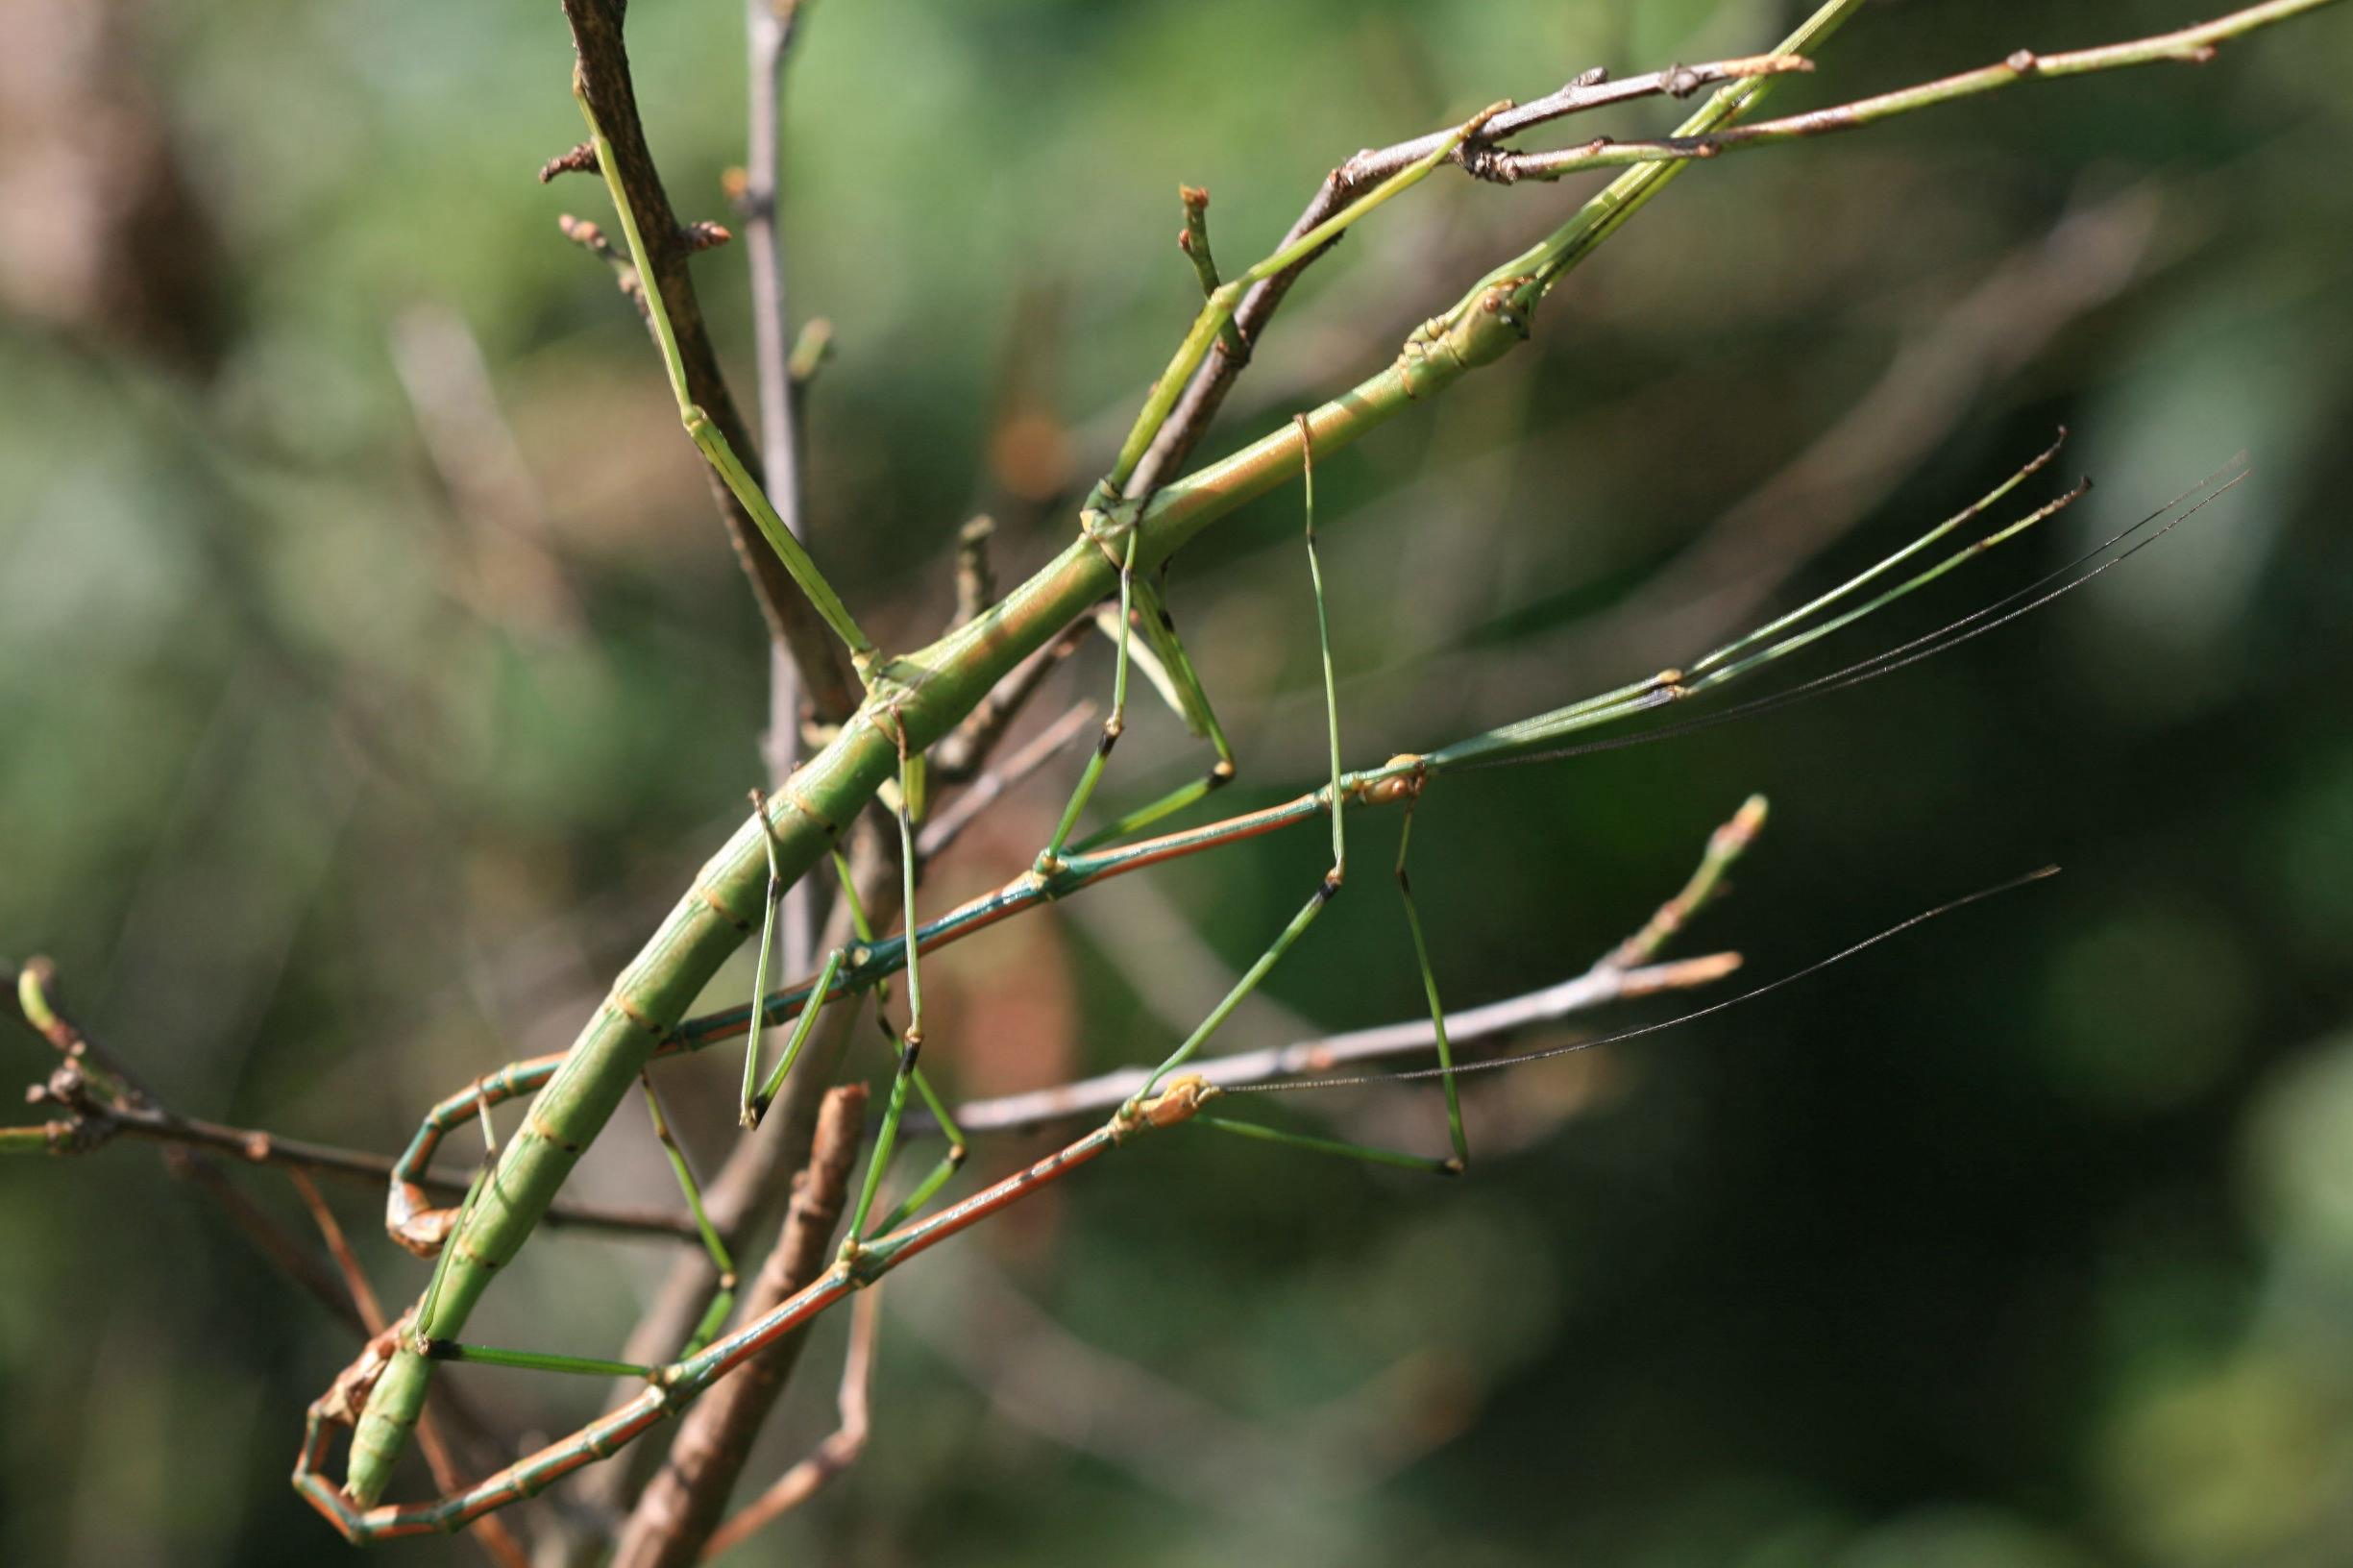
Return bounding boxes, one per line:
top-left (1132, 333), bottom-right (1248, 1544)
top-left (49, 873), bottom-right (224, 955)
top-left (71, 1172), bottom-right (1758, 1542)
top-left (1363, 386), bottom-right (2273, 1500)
top-left (303, 387), bottom-right (2249, 1542)
top-left (322, 0), bottom-right (2314, 1518)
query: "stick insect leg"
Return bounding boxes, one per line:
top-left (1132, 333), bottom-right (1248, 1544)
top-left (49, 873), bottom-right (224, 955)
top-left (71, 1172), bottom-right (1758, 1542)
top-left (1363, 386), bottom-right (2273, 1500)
top-left (639, 1075), bottom-right (738, 1358)
top-left (574, 77), bottom-right (875, 672)
top-left (739, 791), bottom-right (789, 1128)
top-left (1391, 798), bottom-right (1469, 1170)
top-left (386, 1059), bottom-right (559, 1256)
top-left (747, 944), bottom-right (847, 1125)
top-left (1066, 570), bottom-right (1239, 852)
top-left (1142, 417), bottom-right (1459, 1174)
top-left (1035, 525), bottom-right (1140, 875)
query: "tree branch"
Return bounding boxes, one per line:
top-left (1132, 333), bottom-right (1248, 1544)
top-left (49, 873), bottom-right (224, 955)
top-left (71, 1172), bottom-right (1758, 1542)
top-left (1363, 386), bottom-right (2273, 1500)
top-left (1485, 0), bottom-right (2338, 182)
top-left (559, 0), bottom-right (857, 723)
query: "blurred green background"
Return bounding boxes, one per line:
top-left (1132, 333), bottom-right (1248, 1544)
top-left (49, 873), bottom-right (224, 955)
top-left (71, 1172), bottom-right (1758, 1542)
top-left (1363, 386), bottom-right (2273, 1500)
top-left (4, 0), bottom-right (2352, 1563)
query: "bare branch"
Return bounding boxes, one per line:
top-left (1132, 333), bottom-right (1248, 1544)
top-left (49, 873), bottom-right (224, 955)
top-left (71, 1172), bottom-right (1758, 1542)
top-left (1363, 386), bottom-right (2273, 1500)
top-left (940, 951), bottom-right (1740, 1138)
top-left (1123, 51), bottom-right (1811, 496)
top-left (610, 1083), bottom-right (868, 1568)
top-left (559, 0), bottom-right (857, 723)
top-left (918, 698), bottom-right (1098, 861)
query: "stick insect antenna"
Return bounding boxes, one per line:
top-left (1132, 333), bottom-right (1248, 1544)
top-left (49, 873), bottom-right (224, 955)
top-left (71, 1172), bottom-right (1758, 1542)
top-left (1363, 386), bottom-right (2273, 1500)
top-left (1224, 865), bottom-right (2061, 1093)
top-left (1448, 457), bottom-right (2248, 775)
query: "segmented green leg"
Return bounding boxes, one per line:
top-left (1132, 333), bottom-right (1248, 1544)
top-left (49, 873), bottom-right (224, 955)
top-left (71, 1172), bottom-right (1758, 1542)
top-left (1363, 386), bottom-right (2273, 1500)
top-left (747, 944), bottom-right (847, 1125)
top-left (842, 725), bottom-right (968, 1256)
top-left (1036, 526), bottom-right (1139, 874)
top-left (1392, 799), bottom-right (1469, 1171)
top-left (640, 1075), bottom-right (738, 1357)
top-left (1066, 570), bottom-right (1238, 852)
top-left (740, 791), bottom-right (787, 1127)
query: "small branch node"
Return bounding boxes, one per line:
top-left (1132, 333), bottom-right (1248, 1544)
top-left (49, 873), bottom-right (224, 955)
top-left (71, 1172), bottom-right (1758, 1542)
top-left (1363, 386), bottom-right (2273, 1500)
top-left (537, 142), bottom-right (601, 183)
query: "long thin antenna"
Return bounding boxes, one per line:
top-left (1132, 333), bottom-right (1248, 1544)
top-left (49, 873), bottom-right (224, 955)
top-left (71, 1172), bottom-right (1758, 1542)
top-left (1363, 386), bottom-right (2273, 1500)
top-left (1450, 457), bottom-right (2248, 774)
top-left (1225, 866), bottom-right (2061, 1093)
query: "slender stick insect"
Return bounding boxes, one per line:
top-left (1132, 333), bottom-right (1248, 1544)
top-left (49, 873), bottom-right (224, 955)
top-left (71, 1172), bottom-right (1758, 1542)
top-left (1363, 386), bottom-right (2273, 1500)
top-left (292, 413), bottom-right (2251, 1542)
top-left (319, 0), bottom-right (2314, 1513)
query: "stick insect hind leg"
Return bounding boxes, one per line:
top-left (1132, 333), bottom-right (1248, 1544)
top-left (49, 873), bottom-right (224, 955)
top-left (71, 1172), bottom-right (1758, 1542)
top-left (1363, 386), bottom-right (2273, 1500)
top-left (838, 718), bottom-right (972, 1262)
top-left (1125, 416), bottom-right (1467, 1175)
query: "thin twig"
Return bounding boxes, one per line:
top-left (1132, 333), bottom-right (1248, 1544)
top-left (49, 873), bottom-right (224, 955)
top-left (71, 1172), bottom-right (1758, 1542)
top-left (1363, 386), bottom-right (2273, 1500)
top-left (938, 792), bottom-right (1766, 1136)
top-left (1123, 51), bottom-right (1811, 497)
top-left (939, 951), bottom-right (1739, 1138)
top-left (918, 698), bottom-right (1098, 861)
top-left (25, 1094), bottom-right (702, 1241)
top-left (744, 0), bottom-right (818, 980)
top-left (611, 1083), bottom-right (868, 1567)
top-left (1483, 0), bottom-right (2337, 182)
top-left (559, 0), bottom-right (857, 723)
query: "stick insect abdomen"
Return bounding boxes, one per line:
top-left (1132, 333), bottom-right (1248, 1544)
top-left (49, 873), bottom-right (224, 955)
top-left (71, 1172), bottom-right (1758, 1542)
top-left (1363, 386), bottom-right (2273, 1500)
top-left (343, 737), bottom-right (894, 1505)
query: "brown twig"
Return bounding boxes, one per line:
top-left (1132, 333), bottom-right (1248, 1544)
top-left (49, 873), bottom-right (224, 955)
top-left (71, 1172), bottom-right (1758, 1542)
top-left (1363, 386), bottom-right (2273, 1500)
top-left (1482, 2), bottom-right (2332, 183)
top-left (10, 960), bottom-right (699, 1240)
top-left (700, 1286), bottom-right (877, 1558)
top-left (939, 950), bottom-right (1740, 1138)
top-left (611, 1083), bottom-right (868, 1567)
top-left (558, 0), bottom-right (856, 724)
top-left (27, 1092), bottom-right (702, 1240)
top-left (1123, 51), bottom-right (1812, 497)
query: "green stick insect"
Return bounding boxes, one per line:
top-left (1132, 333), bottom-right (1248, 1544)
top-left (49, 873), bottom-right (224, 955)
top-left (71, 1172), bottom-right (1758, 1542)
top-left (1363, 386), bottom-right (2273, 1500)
top-left (309, 0), bottom-right (2318, 1528)
top-left (305, 396), bottom-right (2248, 1542)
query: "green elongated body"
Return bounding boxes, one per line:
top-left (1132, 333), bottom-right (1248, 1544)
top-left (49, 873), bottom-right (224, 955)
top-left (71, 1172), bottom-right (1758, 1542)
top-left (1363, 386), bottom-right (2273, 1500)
top-left (343, 0), bottom-right (1856, 1502)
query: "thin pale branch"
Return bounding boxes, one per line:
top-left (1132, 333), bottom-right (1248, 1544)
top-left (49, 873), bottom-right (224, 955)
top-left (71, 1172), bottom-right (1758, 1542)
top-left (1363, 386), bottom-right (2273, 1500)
top-left (940, 951), bottom-right (1741, 1138)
